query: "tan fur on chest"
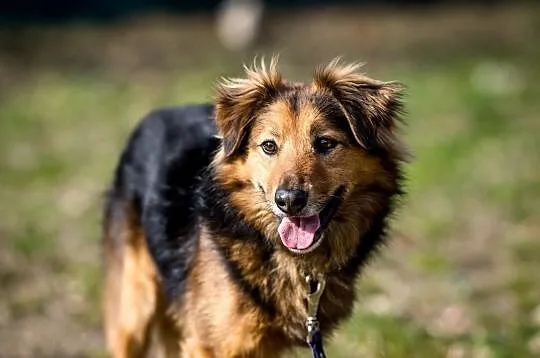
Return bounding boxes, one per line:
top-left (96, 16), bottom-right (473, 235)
top-left (180, 231), bottom-right (295, 357)
top-left (176, 229), bottom-right (358, 357)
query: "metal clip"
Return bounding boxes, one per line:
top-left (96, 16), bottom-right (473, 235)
top-left (305, 274), bottom-right (326, 343)
top-left (306, 274), bottom-right (326, 317)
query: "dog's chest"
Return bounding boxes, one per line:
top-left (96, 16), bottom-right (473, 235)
top-left (263, 272), bottom-right (357, 346)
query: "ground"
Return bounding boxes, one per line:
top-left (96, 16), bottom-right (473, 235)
top-left (0, 2), bottom-right (539, 357)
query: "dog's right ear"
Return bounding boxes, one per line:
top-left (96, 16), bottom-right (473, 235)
top-left (215, 58), bottom-right (282, 159)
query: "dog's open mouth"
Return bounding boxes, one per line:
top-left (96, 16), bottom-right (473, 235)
top-left (277, 186), bottom-right (345, 254)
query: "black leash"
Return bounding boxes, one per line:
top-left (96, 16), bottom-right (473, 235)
top-left (308, 329), bottom-right (327, 358)
top-left (305, 275), bottom-right (328, 358)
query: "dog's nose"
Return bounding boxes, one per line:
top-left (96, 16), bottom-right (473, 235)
top-left (275, 187), bottom-right (308, 215)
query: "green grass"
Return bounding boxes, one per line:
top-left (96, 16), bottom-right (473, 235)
top-left (1, 4), bottom-right (539, 357)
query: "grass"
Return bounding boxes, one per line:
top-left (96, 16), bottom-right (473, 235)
top-left (0, 3), bottom-right (539, 357)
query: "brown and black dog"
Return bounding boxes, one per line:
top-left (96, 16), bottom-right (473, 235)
top-left (103, 59), bottom-right (407, 357)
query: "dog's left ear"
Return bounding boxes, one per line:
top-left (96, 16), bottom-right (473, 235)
top-left (313, 60), bottom-right (407, 159)
top-left (215, 58), bottom-right (282, 159)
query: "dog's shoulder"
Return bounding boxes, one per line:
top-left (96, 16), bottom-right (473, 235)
top-left (132, 104), bottom-right (217, 164)
top-left (113, 104), bottom-right (218, 199)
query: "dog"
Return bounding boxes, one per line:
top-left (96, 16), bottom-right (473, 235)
top-left (102, 58), bottom-right (407, 357)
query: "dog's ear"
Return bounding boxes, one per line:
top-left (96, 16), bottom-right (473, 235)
top-left (215, 58), bottom-right (282, 159)
top-left (313, 59), bottom-right (407, 159)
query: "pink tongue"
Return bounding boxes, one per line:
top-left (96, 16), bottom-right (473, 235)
top-left (278, 215), bottom-right (321, 250)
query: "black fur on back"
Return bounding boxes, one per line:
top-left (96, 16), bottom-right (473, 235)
top-left (106, 104), bottom-right (218, 297)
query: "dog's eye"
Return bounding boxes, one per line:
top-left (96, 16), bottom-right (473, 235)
top-left (314, 137), bottom-right (338, 154)
top-left (260, 140), bottom-right (278, 155)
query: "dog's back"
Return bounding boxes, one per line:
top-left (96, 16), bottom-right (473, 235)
top-left (103, 104), bottom-right (217, 357)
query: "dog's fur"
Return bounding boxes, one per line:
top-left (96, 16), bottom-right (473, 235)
top-left (103, 59), bottom-right (407, 358)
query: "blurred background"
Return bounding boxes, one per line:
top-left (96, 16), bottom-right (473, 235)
top-left (0, 0), bottom-right (539, 357)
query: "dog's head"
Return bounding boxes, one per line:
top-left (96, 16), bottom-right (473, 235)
top-left (213, 58), bottom-right (407, 260)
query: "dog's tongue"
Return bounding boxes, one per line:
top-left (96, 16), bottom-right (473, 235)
top-left (278, 215), bottom-right (320, 250)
